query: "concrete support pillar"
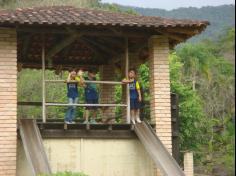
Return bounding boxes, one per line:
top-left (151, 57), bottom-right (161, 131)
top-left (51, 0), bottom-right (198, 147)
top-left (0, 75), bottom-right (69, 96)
top-left (0, 28), bottom-right (17, 176)
top-left (184, 152), bottom-right (194, 176)
top-left (149, 35), bottom-right (172, 176)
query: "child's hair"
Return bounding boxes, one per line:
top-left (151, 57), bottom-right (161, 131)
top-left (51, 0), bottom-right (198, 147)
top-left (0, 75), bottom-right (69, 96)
top-left (69, 68), bottom-right (77, 73)
top-left (88, 68), bottom-right (97, 74)
top-left (129, 68), bottom-right (137, 74)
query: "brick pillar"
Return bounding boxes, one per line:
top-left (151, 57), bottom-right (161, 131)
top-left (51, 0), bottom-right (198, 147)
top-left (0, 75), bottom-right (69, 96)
top-left (184, 152), bottom-right (194, 176)
top-left (0, 29), bottom-right (17, 176)
top-left (149, 36), bottom-right (172, 176)
top-left (99, 64), bottom-right (116, 121)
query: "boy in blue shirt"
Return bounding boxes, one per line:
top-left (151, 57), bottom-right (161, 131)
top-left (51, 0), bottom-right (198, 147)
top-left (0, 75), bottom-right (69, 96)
top-left (81, 69), bottom-right (99, 124)
top-left (65, 68), bottom-right (83, 124)
top-left (122, 69), bottom-right (142, 124)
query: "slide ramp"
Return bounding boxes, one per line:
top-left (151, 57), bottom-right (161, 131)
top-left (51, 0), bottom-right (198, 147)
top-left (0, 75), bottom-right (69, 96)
top-left (19, 119), bottom-right (51, 176)
top-left (134, 120), bottom-right (185, 176)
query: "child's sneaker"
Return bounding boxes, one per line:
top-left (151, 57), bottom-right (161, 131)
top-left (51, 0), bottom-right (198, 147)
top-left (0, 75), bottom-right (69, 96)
top-left (131, 119), bottom-right (136, 125)
top-left (90, 119), bottom-right (97, 124)
top-left (83, 120), bottom-right (89, 124)
top-left (65, 121), bottom-right (71, 124)
top-left (136, 118), bottom-right (142, 123)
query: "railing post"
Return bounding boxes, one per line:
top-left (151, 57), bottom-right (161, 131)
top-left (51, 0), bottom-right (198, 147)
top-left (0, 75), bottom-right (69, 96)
top-left (125, 38), bottom-right (130, 124)
top-left (184, 151), bottom-right (194, 176)
top-left (42, 34), bottom-right (46, 123)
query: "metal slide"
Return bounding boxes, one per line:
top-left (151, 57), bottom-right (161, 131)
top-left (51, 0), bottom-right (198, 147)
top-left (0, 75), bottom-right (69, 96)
top-left (134, 120), bottom-right (185, 176)
top-left (19, 119), bottom-right (51, 176)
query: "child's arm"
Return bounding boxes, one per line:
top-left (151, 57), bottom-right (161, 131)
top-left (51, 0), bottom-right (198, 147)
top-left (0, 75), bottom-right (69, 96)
top-left (136, 81), bottom-right (142, 102)
top-left (66, 73), bottom-right (71, 82)
top-left (137, 89), bottom-right (142, 102)
top-left (80, 76), bottom-right (87, 87)
top-left (77, 70), bottom-right (85, 86)
top-left (122, 78), bottom-right (134, 84)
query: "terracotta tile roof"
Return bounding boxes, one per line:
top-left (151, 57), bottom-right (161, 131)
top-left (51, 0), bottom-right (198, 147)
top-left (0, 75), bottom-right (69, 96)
top-left (0, 6), bottom-right (209, 28)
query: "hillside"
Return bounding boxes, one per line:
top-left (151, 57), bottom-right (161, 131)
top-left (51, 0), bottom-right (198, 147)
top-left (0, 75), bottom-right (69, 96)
top-left (120, 5), bottom-right (235, 41)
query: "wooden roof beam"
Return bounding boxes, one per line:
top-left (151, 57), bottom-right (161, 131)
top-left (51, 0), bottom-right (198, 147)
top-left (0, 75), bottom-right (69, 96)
top-left (45, 33), bottom-right (82, 66)
top-left (66, 27), bottom-right (116, 58)
top-left (17, 27), bottom-right (152, 38)
top-left (130, 41), bottom-right (148, 52)
top-left (79, 38), bottom-right (107, 62)
top-left (98, 38), bottom-right (124, 50)
top-left (83, 38), bottom-right (119, 56)
top-left (156, 29), bottom-right (187, 42)
top-left (18, 61), bottom-right (106, 70)
top-left (81, 37), bottom-right (114, 57)
top-left (164, 27), bottom-right (200, 35)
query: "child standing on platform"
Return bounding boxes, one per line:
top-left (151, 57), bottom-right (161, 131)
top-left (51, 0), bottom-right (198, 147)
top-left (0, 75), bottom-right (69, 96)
top-left (81, 69), bottom-right (99, 124)
top-left (65, 68), bottom-right (83, 124)
top-left (122, 68), bottom-right (142, 124)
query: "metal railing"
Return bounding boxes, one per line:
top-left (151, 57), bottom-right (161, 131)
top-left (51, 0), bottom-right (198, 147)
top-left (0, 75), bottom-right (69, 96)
top-left (41, 35), bottom-right (131, 123)
top-left (42, 80), bottom-right (130, 123)
top-left (45, 80), bottom-right (123, 85)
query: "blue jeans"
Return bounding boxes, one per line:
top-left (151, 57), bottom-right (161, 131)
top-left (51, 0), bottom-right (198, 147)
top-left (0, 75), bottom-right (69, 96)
top-left (65, 97), bottom-right (78, 122)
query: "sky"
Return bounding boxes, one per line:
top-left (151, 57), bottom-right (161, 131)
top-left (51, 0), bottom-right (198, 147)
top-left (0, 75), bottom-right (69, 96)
top-left (101, 0), bottom-right (235, 10)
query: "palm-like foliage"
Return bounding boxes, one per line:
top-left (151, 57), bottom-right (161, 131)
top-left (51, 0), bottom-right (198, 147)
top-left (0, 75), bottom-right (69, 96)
top-left (177, 43), bottom-right (214, 90)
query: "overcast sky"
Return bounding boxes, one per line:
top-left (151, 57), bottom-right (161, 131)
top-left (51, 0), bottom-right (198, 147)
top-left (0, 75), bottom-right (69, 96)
top-left (101, 0), bottom-right (235, 10)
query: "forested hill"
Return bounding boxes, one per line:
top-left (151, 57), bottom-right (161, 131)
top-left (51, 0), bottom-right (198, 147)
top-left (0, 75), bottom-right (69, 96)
top-left (121, 5), bottom-right (235, 41)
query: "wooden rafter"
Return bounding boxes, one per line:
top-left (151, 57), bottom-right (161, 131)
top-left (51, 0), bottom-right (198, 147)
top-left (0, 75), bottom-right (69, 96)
top-left (17, 27), bottom-right (151, 38)
top-left (83, 38), bottom-right (119, 56)
top-left (109, 28), bottom-right (122, 36)
top-left (80, 38), bottom-right (106, 62)
top-left (81, 37), bottom-right (113, 57)
top-left (61, 45), bottom-right (72, 58)
top-left (156, 29), bottom-right (187, 42)
top-left (18, 60), bottom-right (106, 69)
top-left (45, 33), bottom-right (82, 66)
top-left (67, 28), bottom-right (119, 57)
top-left (109, 56), bottom-right (122, 65)
top-left (99, 38), bottom-right (124, 50)
top-left (164, 27), bottom-right (200, 35)
top-left (130, 41), bottom-right (148, 52)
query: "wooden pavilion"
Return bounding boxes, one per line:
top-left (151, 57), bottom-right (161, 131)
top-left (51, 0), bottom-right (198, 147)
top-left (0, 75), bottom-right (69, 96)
top-left (0, 6), bottom-right (209, 176)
